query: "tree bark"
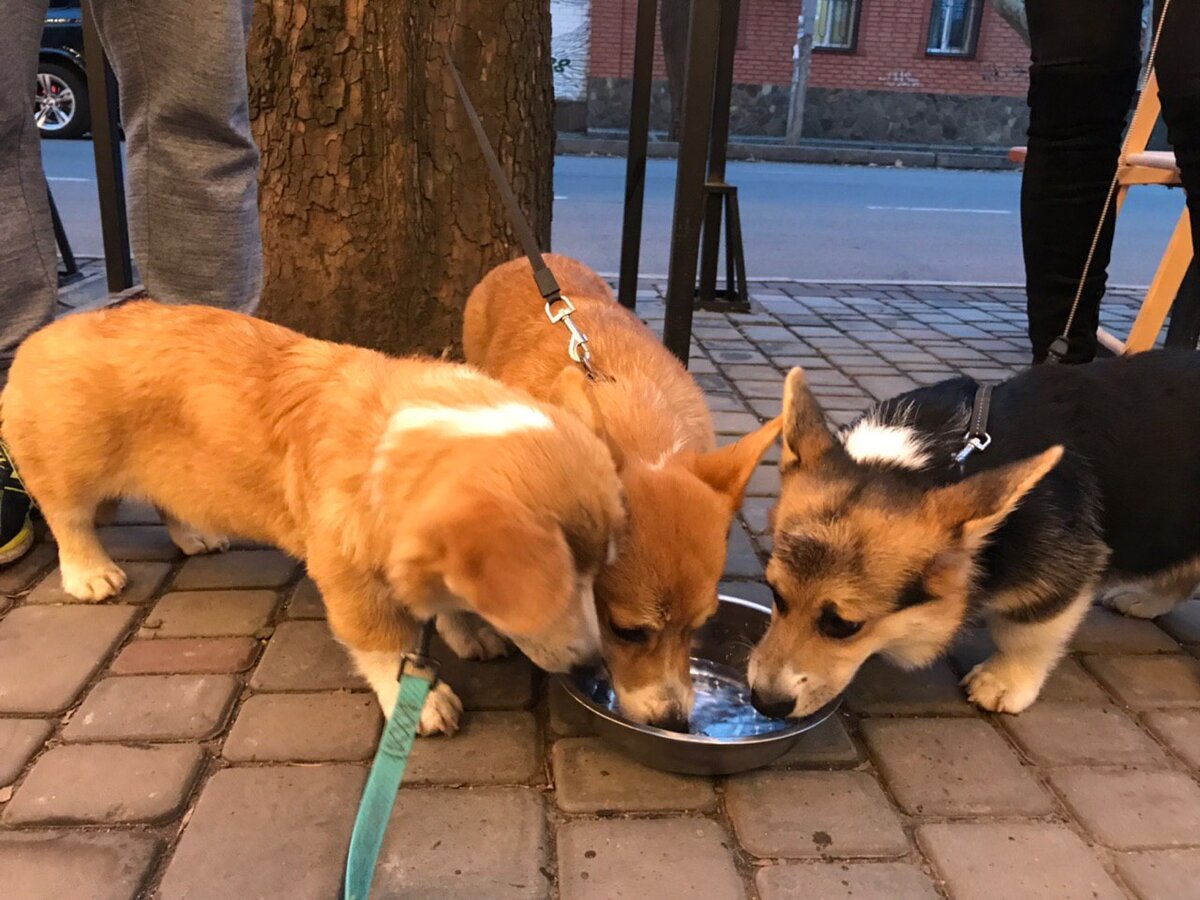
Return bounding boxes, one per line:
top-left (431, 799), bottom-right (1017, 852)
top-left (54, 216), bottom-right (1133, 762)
top-left (660, 0), bottom-right (690, 141)
top-left (248, 0), bottom-right (554, 356)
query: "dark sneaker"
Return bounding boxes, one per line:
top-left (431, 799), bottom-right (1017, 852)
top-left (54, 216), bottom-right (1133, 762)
top-left (0, 440), bottom-right (33, 566)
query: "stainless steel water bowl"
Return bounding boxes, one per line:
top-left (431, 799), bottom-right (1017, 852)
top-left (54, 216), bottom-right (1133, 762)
top-left (557, 594), bottom-right (841, 775)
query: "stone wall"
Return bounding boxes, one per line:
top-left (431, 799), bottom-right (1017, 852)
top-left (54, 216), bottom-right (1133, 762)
top-left (585, 77), bottom-right (1030, 147)
top-left (803, 88), bottom-right (1030, 147)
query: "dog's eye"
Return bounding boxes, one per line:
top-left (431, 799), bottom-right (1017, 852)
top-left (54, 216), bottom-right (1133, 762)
top-left (609, 621), bottom-right (652, 644)
top-left (817, 603), bottom-right (864, 640)
top-left (770, 588), bottom-right (790, 616)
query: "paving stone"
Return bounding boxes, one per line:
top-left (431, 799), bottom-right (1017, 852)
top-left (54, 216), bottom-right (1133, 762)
top-left (0, 719), bottom-right (52, 786)
top-left (1157, 600), bottom-right (1200, 645)
top-left (373, 787), bottom-right (548, 899)
top-left (110, 637), bottom-right (259, 674)
top-left (845, 658), bottom-right (973, 715)
top-left (171, 549), bottom-right (297, 590)
top-left (143, 589), bottom-right (278, 638)
top-left (286, 577), bottom-right (326, 618)
top-left (917, 823), bottom-right (1124, 900)
top-left (1116, 849), bottom-right (1200, 900)
top-left (223, 692), bottom-right (380, 762)
top-left (431, 641), bottom-right (538, 710)
top-left (0, 543), bottom-right (56, 597)
top-left (63, 674), bottom-right (238, 741)
top-left (1001, 702), bottom-right (1168, 767)
top-left (861, 718), bottom-right (1053, 816)
top-left (854, 374), bottom-right (919, 401)
top-left (721, 364), bottom-right (779, 381)
top-left (725, 771), bottom-right (907, 859)
top-left (548, 678), bottom-right (594, 737)
top-left (724, 522), bottom-right (764, 577)
top-left (1143, 709), bottom-right (1200, 769)
top-left (4, 743), bottom-right (203, 824)
top-left (769, 714), bottom-right (861, 767)
top-left (746, 464), bottom-right (779, 497)
top-left (746, 396), bottom-right (782, 418)
top-left (552, 737), bottom-right (715, 813)
top-left (249, 620), bottom-right (364, 691)
top-left (559, 818), bottom-right (742, 900)
top-left (1071, 606), bottom-right (1178, 654)
top-left (111, 500), bottom-right (160, 525)
top-left (1049, 768), bottom-right (1200, 849)
top-left (26, 561), bottom-right (171, 605)
top-left (737, 379), bottom-right (784, 399)
top-left (1083, 654), bottom-right (1200, 708)
top-left (0, 831), bottom-right (161, 900)
top-left (159, 766), bottom-right (363, 900)
top-left (756, 862), bottom-right (938, 900)
top-left (712, 410), bottom-right (763, 435)
top-left (97, 526), bottom-right (181, 561)
top-left (404, 711), bottom-right (540, 784)
top-left (0, 605), bottom-right (138, 713)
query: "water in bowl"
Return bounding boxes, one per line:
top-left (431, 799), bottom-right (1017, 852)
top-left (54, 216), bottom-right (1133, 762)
top-left (583, 658), bottom-right (789, 739)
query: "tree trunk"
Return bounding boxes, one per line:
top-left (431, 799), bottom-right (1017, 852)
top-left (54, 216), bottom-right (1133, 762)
top-left (248, 1), bottom-right (554, 356)
top-left (660, 0), bottom-right (690, 141)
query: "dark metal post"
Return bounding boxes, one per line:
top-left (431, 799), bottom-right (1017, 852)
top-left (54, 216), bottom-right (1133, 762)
top-left (697, 0), bottom-right (741, 308)
top-left (1164, 261), bottom-right (1200, 349)
top-left (83, 5), bottom-right (133, 292)
top-left (618, 0), bottom-right (659, 310)
top-left (47, 188), bottom-right (80, 283)
top-left (662, 0), bottom-right (721, 365)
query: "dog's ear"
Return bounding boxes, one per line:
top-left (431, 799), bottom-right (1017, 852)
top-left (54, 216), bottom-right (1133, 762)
top-left (925, 446), bottom-right (1064, 549)
top-left (390, 497), bottom-right (572, 638)
top-left (550, 366), bottom-right (626, 472)
top-left (683, 417), bottom-right (781, 506)
top-left (781, 368), bottom-right (844, 470)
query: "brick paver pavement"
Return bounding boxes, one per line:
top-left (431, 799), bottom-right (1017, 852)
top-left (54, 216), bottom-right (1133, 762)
top-left (0, 281), bottom-right (1194, 898)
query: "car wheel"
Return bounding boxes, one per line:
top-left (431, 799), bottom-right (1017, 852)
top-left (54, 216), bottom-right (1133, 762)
top-left (35, 62), bottom-right (90, 139)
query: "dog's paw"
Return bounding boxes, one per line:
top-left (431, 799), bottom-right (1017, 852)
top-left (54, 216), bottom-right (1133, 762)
top-left (1097, 585), bottom-right (1179, 620)
top-left (60, 560), bottom-right (127, 601)
top-left (961, 658), bottom-right (1042, 714)
top-left (418, 681), bottom-right (464, 736)
top-left (437, 614), bottom-right (512, 661)
top-left (168, 524), bottom-right (230, 556)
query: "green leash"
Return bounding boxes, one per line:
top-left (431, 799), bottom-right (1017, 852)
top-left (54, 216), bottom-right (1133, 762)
top-left (344, 624), bottom-right (438, 900)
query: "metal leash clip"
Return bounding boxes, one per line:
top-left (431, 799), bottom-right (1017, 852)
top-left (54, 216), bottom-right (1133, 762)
top-left (545, 294), bottom-right (601, 380)
top-left (954, 431), bottom-right (991, 466)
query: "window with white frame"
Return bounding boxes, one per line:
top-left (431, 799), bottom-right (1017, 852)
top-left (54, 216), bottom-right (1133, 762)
top-left (926, 0), bottom-right (983, 56)
top-left (813, 0), bottom-right (860, 51)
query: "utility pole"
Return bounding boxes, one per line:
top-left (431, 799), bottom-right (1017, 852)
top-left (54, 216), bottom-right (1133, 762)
top-left (785, 0), bottom-right (817, 145)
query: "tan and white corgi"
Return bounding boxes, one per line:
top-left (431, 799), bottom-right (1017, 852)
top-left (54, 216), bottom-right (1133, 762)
top-left (464, 255), bottom-right (779, 729)
top-left (2, 302), bottom-right (626, 734)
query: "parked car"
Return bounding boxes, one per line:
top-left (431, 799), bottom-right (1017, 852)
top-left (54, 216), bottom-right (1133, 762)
top-left (38, 1), bottom-right (89, 139)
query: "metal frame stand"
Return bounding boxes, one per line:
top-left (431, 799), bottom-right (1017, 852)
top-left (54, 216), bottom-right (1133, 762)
top-left (82, 3), bottom-right (133, 293)
top-left (48, 188), bottom-right (81, 286)
top-left (618, 0), bottom-right (748, 365)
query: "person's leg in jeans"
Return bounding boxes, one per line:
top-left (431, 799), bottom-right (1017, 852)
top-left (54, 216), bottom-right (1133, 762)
top-left (1022, 0), bottom-right (1144, 363)
top-left (86, 0), bottom-right (261, 311)
top-left (0, 0), bottom-right (53, 564)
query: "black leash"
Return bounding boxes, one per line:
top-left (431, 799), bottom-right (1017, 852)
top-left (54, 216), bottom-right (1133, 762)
top-left (443, 49), bottom-right (606, 382)
top-left (954, 383), bottom-right (994, 470)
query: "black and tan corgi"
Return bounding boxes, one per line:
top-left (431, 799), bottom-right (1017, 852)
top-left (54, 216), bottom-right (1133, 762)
top-left (749, 350), bottom-right (1200, 716)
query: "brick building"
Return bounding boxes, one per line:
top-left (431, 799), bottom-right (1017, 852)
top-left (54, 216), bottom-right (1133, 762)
top-left (558, 0), bottom-right (1031, 147)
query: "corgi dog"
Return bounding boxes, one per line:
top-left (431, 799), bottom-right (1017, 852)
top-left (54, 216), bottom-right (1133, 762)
top-left (464, 255), bottom-right (780, 730)
top-left (751, 352), bottom-right (1200, 717)
top-left (2, 302), bottom-right (626, 734)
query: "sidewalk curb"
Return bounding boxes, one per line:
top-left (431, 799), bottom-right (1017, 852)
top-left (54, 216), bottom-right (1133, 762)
top-left (556, 136), bottom-right (1018, 171)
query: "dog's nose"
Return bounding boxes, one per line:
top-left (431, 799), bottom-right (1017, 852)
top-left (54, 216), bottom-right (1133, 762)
top-left (750, 688), bottom-right (794, 719)
top-left (652, 711), bottom-right (691, 733)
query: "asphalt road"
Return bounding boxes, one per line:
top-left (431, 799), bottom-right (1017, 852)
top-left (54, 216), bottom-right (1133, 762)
top-left (43, 139), bottom-right (1185, 286)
